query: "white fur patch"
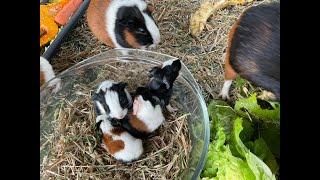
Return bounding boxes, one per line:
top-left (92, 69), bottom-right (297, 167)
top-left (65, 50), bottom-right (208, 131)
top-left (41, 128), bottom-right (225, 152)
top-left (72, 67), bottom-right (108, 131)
top-left (106, 0), bottom-right (160, 48)
top-left (105, 90), bottom-right (128, 119)
top-left (40, 56), bottom-right (61, 92)
top-left (96, 80), bottom-right (115, 93)
top-left (142, 12), bottom-right (160, 46)
top-left (135, 95), bottom-right (165, 132)
top-left (219, 80), bottom-right (233, 100)
top-left (162, 59), bottom-right (174, 68)
top-left (40, 56), bottom-right (56, 83)
top-left (99, 118), bottom-right (143, 162)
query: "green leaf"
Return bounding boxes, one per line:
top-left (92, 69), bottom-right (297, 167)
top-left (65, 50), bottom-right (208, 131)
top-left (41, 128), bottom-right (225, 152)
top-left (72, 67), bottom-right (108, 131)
top-left (232, 118), bottom-right (276, 180)
top-left (246, 138), bottom-right (279, 174)
top-left (234, 94), bottom-right (280, 124)
top-left (208, 100), bottom-right (254, 142)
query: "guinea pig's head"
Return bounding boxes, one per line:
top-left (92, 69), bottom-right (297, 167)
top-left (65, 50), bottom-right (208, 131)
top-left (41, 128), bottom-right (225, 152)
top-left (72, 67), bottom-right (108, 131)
top-left (133, 86), bottom-right (162, 115)
top-left (148, 59), bottom-right (182, 91)
top-left (93, 81), bottom-right (133, 119)
top-left (107, 0), bottom-right (160, 49)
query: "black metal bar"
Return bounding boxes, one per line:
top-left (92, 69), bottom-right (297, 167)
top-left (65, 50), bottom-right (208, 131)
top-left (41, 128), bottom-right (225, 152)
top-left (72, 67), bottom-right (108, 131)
top-left (41, 0), bottom-right (91, 62)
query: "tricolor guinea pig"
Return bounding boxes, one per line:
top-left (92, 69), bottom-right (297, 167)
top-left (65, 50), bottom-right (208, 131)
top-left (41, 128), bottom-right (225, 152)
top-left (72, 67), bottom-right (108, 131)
top-left (110, 86), bottom-right (165, 139)
top-left (86, 0), bottom-right (160, 49)
top-left (92, 80), bottom-right (133, 120)
top-left (147, 59), bottom-right (182, 112)
top-left (40, 56), bottom-right (61, 92)
top-left (95, 114), bottom-right (143, 163)
top-left (219, 2), bottom-right (280, 101)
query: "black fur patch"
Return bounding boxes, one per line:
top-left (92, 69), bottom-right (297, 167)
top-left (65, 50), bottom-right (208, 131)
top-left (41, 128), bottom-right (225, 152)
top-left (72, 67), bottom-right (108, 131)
top-left (110, 82), bottom-right (132, 109)
top-left (229, 2), bottom-right (280, 100)
top-left (135, 86), bottom-right (163, 107)
top-left (110, 116), bottom-right (153, 140)
top-left (147, 60), bottom-right (182, 106)
top-left (257, 98), bottom-right (275, 110)
top-left (115, 6), bottom-right (154, 47)
top-left (92, 89), bottom-right (110, 115)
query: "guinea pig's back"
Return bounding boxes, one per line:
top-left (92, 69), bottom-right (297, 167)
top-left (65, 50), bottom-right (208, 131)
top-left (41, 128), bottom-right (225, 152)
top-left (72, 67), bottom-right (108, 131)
top-left (229, 2), bottom-right (280, 98)
top-left (86, 0), bottom-right (114, 46)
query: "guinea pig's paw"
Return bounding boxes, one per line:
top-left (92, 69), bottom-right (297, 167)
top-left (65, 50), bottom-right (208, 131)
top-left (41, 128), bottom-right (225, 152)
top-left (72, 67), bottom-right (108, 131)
top-left (218, 91), bottom-right (230, 101)
top-left (258, 90), bottom-right (276, 101)
top-left (166, 104), bottom-right (178, 113)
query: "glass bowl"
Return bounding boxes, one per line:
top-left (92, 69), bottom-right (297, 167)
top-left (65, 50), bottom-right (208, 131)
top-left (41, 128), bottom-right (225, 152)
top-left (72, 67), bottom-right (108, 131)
top-left (40, 49), bottom-right (210, 179)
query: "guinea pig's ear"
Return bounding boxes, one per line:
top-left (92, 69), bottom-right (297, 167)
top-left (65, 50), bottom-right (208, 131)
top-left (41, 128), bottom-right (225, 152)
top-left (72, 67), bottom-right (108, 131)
top-left (172, 60), bottom-right (182, 72)
top-left (147, 4), bottom-right (155, 13)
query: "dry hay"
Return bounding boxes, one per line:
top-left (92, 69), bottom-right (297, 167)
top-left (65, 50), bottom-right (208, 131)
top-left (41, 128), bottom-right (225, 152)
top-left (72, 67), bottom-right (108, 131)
top-left (41, 61), bottom-right (193, 179)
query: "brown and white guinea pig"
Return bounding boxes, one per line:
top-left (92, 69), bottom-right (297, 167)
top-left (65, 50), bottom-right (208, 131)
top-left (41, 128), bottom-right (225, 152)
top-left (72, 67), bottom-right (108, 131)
top-left (86, 0), bottom-right (160, 49)
top-left (219, 2), bottom-right (280, 101)
top-left (92, 80), bottom-right (133, 120)
top-left (110, 86), bottom-right (165, 139)
top-left (93, 81), bottom-right (142, 163)
top-left (40, 56), bottom-right (61, 92)
top-left (147, 59), bottom-right (182, 112)
top-left (95, 114), bottom-right (143, 163)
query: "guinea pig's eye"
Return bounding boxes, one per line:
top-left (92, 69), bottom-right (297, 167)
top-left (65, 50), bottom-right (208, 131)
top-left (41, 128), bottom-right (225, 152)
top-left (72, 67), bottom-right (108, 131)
top-left (136, 28), bottom-right (146, 34)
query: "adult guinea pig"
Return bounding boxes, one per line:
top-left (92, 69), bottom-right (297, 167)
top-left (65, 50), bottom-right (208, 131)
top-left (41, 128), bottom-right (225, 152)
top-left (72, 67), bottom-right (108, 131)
top-left (86, 0), bottom-right (160, 49)
top-left (92, 80), bottom-right (133, 120)
top-left (219, 2), bottom-right (280, 101)
top-left (40, 56), bottom-right (61, 92)
top-left (110, 86), bottom-right (165, 139)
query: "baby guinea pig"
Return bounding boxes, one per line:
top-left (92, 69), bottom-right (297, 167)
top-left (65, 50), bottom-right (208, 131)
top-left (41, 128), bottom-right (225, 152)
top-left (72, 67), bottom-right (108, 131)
top-left (147, 59), bottom-right (182, 112)
top-left (92, 80), bottom-right (133, 120)
top-left (95, 114), bottom-right (143, 163)
top-left (40, 56), bottom-right (61, 92)
top-left (111, 86), bottom-right (165, 139)
top-left (219, 2), bottom-right (280, 101)
top-left (86, 0), bottom-right (160, 49)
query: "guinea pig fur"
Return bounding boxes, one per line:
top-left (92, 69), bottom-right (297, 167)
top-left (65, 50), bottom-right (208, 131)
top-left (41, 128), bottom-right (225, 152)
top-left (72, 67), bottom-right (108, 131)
top-left (86, 0), bottom-right (160, 49)
top-left (147, 59), bottom-right (182, 111)
top-left (219, 2), bottom-right (280, 101)
top-left (92, 80), bottom-right (133, 120)
top-left (96, 114), bottom-right (143, 163)
top-left (111, 86), bottom-right (165, 139)
top-left (40, 56), bottom-right (61, 92)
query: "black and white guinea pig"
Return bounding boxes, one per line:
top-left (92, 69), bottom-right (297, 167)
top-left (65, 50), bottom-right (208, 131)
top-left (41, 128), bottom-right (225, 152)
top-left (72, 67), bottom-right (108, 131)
top-left (96, 114), bottom-right (143, 163)
top-left (110, 86), bottom-right (165, 139)
top-left (40, 56), bottom-right (61, 92)
top-left (219, 2), bottom-right (280, 101)
top-left (147, 59), bottom-right (182, 112)
top-left (92, 80), bottom-right (133, 120)
top-left (86, 0), bottom-right (160, 49)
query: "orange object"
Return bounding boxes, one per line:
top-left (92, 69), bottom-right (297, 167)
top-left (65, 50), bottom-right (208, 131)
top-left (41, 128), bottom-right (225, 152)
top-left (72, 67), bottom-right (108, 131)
top-left (40, 0), bottom-right (70, 47)
top-left (54, 0), bottom-right (83, 26)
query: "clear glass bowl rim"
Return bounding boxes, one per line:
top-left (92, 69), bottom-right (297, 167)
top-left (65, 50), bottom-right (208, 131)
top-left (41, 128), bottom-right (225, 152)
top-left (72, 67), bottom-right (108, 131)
top-left (40, 48), bottom-right (210, 180)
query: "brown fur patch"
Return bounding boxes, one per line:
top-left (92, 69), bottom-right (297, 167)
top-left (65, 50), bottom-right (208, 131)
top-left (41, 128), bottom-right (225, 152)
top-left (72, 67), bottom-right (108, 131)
top-left (124, 29), bottom-right (141, 48)
top-left (111, 127), bottom-right (125, 136)
top-left (102, 133), bottom-right (125, 155)
top-left (86, 0), bottom-right (114, 47)
top-left (40, 70), bottom-right (46, 87)
top-left (129, 114), bottom-right (149, 133)
top-left (224, 16), bottom-right (242, 80)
